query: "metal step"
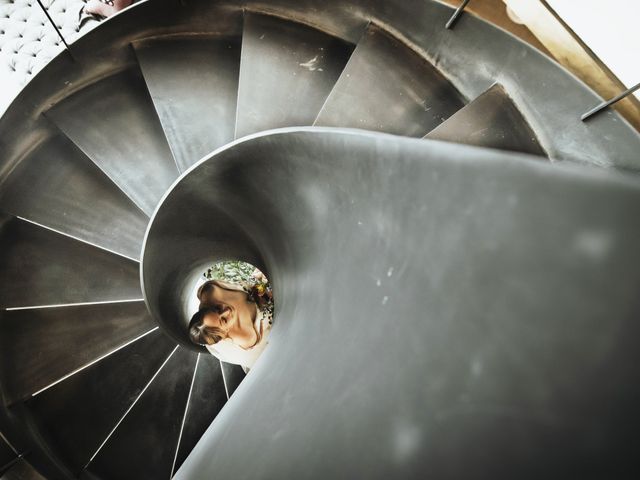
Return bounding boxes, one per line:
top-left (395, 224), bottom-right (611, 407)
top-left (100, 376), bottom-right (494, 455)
top-left (0, 436), bottom-right (16, 475)
top-left (426, 84), bottom-right (545, 156)
top-left (0, 459), bottom-right (45, 480)
top-left (171, 354), bottom-right (228, 476)
top-left (135, 36), bottom-right (242, 172)
top-left (0, 215), bottom-right (141, 309)
top-left (0, 133), bottom-right (149, 260)
top-left (314, 25), bottom-right (465, 136)
top-left (220, 361), bottom-right (246, 399)
top-left (83, 347), bottom-right (197, 480)
top-left (0, 301), bottom-right (155, 405)
top-left (25, 329), bottom-right (176, 475)
top-left (235, 12), bottom-right (353, 138)
top-left (46, 69), bottom-right (179, 216)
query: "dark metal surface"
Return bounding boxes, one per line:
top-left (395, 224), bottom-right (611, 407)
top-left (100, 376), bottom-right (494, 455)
top-left (314, 26), bottom-right (466, 137)
top-left (0, 134), bottom-right (148, 260)
top-left (0, 216), bottom-right (141, 309)
top-left (0, 436), bottom-right (15, 474)
top-left (135, 36), bottom-right (242, 172)
top-left (83, 348), bottom-right (196, 480)
top-left (143, 129), bottom-right (640, 479)
top-left (235, 12), bottom-right (353, 138)
top-left (24, 329), bottom-right (175, 475)
top-left (46, 69), bottom-right (179, 216)
top-left (0, 0), bottom-right (637, 179)
top-left (220, 362), bottom-right (246, 399)
top-left (172, 354), bottom-right (227, 476)
top-left (426, 84), bottom-right (545, 156)
top-left (0, 0), bottom-right (639, 478)
top-left (581, 81), bottom-right (640, 121)
top-left (0, 459), bottom-right (45, 480)
top-left (0, 301), bottom-right (155, 405)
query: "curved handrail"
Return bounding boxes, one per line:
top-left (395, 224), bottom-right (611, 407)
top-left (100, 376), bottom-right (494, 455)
top-left (142, 128), bottom-right (640, 477)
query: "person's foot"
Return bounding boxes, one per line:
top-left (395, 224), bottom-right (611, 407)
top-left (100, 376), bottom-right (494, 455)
top-left (84, 0), bottom-right (133, 18)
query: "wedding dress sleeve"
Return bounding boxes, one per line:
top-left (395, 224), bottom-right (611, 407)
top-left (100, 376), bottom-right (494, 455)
top-left (206, 339), bottom-right (265, 368)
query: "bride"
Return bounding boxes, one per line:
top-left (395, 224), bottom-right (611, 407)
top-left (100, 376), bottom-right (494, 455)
top-left (188, 273), bottom-right (273, 369)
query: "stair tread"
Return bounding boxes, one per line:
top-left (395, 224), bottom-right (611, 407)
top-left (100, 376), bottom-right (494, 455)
top-left (25, 329), bottom-right (175, 474)
top-left (220, 361), bottom-right (246, 399)
top-left (84, 348), bottom-right (197, 480)
top-left (135, 36), bottom-right (241, 172)
top-left (172, 354), bottom-right (228, 476)
top-left (0, 437), bottom-right (15, 474)
top-left (0, 134), bottom-right (148, 260)
top-left (0, 215), bottom-right (141, 309)
top-left (426, 84), bottom-right (545, 156)
top-left (0, 459), bottom-right (46, 480)
top-left (314, 26), bottom-right (465, 136)
top-left (46, 69), bottom-right (179, 216)
top-left (235, 13), bottom-right (353, 138)
top-left (0, 301), bottom-right (155, 405)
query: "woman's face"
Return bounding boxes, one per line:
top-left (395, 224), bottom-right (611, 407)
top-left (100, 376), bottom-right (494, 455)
top-left (201, 287), bottom-right (242, 324)
top-left (201, 285), bottom-right (258, 348)
top-left (202, 310), bottom-right (232, 341)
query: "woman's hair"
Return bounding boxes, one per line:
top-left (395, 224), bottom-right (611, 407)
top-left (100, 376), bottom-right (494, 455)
top-left (197, 280), bottom-right (218, 308)
top-left (197, 279), bottom-right (244, 309)
top-left (189, 306), bottom-right (226, 346)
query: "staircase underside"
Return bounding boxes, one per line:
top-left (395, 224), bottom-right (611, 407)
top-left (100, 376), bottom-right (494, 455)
top-left (0, 0), bottom-right (638, 479)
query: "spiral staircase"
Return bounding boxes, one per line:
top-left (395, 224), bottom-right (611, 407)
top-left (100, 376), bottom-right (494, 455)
top-left (1, 1), bottom-right (639, 479)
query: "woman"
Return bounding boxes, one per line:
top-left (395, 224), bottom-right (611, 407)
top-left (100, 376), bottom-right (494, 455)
top-left (84, 0), bottom-right (132, 18)
top-left (189, 276), bottom-right (273, 369)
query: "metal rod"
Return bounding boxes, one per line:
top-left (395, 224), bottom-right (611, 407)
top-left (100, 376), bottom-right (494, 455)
top-left (581, 82), bottom-right (640, 121)
top-left (445, 0), bottom-right (471, 29)
top-left (34, 0), bottom-right (75, 61)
